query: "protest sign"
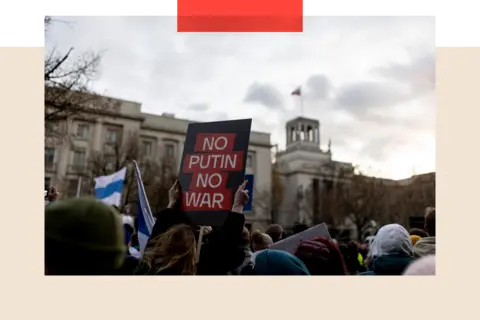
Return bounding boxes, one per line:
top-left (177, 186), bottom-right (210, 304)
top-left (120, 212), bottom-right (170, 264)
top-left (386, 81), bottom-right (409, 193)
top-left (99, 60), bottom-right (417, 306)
top-left (178, 119), bottom-right (252, 226)
top-left (269, 223), bottom-right (331, 254)
top-left (243, 174), bottom-right (254, 213)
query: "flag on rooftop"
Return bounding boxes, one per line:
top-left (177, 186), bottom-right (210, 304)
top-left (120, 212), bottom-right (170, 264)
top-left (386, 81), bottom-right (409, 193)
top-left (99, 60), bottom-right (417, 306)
top-left (291, 86), bottom-right (301, 96)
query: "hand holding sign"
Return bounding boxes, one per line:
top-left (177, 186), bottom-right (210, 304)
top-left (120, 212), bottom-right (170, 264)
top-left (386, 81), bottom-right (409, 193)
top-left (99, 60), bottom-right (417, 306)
top-left (167, 180), bottom-right (181, 209)
top-left (178, 119), bottom-right (252, 226)
top-left (232, 180), bottom-right (249, 213)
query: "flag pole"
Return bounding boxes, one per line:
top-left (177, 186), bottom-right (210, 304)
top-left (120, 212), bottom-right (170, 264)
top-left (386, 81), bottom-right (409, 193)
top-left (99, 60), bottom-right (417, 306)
top-left (300, 95), bottom-right (304, 116)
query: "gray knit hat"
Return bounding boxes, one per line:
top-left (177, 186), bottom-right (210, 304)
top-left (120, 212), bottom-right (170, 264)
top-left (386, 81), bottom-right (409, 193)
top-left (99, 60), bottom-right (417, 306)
top-left (45, 197), bottom-right (126, 274)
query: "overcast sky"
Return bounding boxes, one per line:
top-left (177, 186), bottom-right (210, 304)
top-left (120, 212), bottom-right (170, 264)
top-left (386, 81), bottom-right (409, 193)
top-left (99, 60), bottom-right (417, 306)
top-left (46, 16), bottom-right (435, 179)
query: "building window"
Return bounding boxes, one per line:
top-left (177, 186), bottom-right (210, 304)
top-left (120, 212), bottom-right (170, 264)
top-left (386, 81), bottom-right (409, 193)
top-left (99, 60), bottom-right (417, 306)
top-left (247, 152), bottom-right (255, 169)
top-left (44, 177), bottom-right (51, 191)
top-left (45, 147), bottom-right (55, 167)
top-left (46, 122), bottom-right (59, 136)
top-left (76, 123), bottom-right (90, 140)
top-left (105, 128), bottom-right (120, 145)
top-left (104, 154), bottom-right (116, 171)
top-left (165, 144), bottom-right (175, 158)
top-left (67, 179), bottom-right (79, 198)
top-left (142, 141), bottom-right (153, 157)
top-left (72, 150), bottom-right (86, 168)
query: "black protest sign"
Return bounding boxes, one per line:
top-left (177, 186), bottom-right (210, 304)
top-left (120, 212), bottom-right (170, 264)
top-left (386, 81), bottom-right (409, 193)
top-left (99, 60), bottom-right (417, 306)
top-left (178, 119), bottom-right (252, 226)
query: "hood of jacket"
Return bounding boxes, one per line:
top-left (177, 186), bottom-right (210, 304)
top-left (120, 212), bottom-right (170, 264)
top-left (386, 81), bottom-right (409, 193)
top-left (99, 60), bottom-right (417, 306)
top-left (413, 236), bottom-right (435, 258)
top-left (359, 254), bottom-right (413, 275)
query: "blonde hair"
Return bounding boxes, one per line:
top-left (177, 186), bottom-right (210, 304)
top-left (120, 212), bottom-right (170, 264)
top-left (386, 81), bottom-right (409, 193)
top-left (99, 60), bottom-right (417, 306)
top-left (251, 230), bottom-right (273, 252)
top-left (142, 224), bottom-right (197, 275)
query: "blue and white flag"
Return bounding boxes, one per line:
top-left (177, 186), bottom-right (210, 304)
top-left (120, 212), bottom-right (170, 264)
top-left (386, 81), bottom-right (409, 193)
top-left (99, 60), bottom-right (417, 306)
top-left (244, 174), bottom-right (254, 213)
top-left (133, 160), bottom-right (155, 256)
top-left (94, 167), bottom-right (127, 207)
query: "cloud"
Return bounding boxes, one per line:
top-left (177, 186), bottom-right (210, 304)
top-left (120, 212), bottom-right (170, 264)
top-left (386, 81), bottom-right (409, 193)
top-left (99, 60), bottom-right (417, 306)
top-left (373, 51), bottom-right (435, 96)
top-left (359, 135), bottom-right (408, 162)
top-left (305, 74), bottom-right (332, 100)
top-left (187, 103), bottom-right (209, 112)
top-left (334, 81), bottom-right (409, 118)
top-left (45, 16), bottom-right (435, 178)
top-left (243, 82), bottom-right (285, 110)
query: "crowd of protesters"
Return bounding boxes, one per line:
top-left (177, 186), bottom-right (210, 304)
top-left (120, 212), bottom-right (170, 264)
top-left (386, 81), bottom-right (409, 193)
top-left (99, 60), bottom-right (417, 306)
top-left (44, 181), bottom-right (436, 276)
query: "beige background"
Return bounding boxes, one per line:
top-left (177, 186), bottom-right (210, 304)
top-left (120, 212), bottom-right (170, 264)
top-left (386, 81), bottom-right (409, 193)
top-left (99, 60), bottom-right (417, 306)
top-left (0, 46), bottom-right (475, 319)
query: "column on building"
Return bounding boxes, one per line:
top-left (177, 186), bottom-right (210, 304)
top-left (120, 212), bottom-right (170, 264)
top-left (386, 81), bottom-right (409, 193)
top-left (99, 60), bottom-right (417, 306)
top-left (92, 119), bottom-right (103, 151)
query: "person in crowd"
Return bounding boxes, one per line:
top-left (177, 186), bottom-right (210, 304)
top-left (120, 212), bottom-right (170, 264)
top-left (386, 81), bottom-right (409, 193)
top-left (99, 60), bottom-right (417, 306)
top-left (251, 230), bottom-right (273, 252)
top-left (403, 255), bottom-right (435, 275)
top-left (265, 224), bottom-right (283, 243)
top-left (130, 217), bottom-right (140, 252)
top-left (359, 224), bottom-right (414, 276)
top-left (228, 227), bottom-right (254, 275)
top-left (45, 197), bottom-right (126, 275)
top-left (358, 243), bottom-right (369, 260)
top-left (410, 235), bottom-right (421, 246)
top-left (248, 250), bottom-right (310, 275)
top-left (45, 186), bottom-right (59, 205)
top-left (292, 222), bottom-right (309, 234)
top-left (409, 228), bottom-right (428, 238)
top-left (135, 224), bottom-right (197, 275)
top-left (115, 221), bottom-right (140, 275)
top-left (294, 237), bottom-right (348, 275)
top-left (340, 241), bottom-right (366, 275)
top-left (138, 179), bottom-right (249, 275)
top-left (413, 208), bottom-right (436, 258)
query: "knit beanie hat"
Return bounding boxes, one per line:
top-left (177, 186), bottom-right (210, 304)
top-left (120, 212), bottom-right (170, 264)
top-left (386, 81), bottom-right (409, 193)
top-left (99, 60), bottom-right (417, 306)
top-left (410, 235), bottom-right (421, 246)
top-left (45, 197), bottom-right (126, 275)
top-left (294, 237), bottom-right (348, 275)
top-left (254, 250), bottom-right (310, 275)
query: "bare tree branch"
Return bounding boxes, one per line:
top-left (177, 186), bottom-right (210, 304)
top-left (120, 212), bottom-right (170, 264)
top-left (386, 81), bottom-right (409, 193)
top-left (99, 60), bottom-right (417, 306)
top-left (44, 17), bottom-right (108, 140)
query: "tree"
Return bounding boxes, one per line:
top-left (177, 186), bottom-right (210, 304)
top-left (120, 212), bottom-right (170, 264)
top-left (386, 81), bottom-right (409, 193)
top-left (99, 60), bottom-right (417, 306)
top-left (84, 131), bottom-right (177, 214)
top-left (44, 16), bottom-right (108, 138)
top-left (332, 169), bottom-right (389, 240)
top-left (270, 162), bottom-right (284, 223)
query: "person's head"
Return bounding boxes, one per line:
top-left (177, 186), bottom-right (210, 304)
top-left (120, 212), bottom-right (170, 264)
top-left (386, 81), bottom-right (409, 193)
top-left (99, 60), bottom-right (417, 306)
top-left (370, 224), bottom-right (413, 259)
top-left (241, 227), bottom-right (251, 246)
top-left (403, 255), bottom-right (435, 275)
top-left (424, 207), bottom-right (435, 236)
top-left (142, 224), bottom-right (196, 275)
top-left (254, 250), bottom-right (310, 275)
top-left (294, 237), bottom-right (348, 275)
top-left (47, 186), bottom-right (59, 202)
top-left (45, 197), bottom-right (126, 275)
top-left (410, 235), bottom-right (421, 246)
top-left (409, 228), bottom-right (429, 238)
top-left (293, 223), bottom-right (308, 234)
top-left (265, 224), bottom-right (283, 243)
top-left (251, 230), bottom-right (273, 252)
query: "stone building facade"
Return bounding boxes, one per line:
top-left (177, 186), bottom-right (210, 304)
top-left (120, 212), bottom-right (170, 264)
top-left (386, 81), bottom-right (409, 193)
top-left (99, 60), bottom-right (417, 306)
top-left (44, 95), bottom-right (273, 229)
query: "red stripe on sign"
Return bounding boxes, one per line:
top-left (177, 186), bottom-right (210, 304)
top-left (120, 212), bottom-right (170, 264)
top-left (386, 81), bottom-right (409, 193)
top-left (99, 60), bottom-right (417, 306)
top-left (177, 16), bottom-right (303, 32)
top-left (178, 0), bottom-right (302, 15)
top-left (306, 0), bottom-right (478, 8)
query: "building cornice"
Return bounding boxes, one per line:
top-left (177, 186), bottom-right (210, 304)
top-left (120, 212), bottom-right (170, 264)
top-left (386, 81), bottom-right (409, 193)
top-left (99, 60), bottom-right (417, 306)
top-left (141, 124), bottom-right (273, 148)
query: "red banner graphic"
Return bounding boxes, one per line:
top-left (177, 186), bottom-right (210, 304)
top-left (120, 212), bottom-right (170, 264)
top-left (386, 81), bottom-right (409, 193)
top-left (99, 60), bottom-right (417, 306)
top-left (177, 0), bottom-right (303, 32)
